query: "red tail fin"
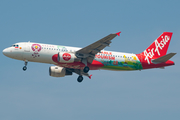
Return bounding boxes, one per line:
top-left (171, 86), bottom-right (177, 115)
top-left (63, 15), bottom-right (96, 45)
top-left (142, 32), bottom-right (173, 64)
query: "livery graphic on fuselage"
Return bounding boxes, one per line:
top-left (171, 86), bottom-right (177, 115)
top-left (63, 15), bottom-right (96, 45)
top-left (31, 44), bottom-right (42, 58)
top-left (2, 32), bottom-right (176, 82)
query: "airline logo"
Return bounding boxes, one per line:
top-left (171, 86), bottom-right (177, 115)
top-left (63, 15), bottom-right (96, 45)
top-left (154, 35), bottom-right (170, 56)
top-left (62, 53), bottom-right (71, 61)
top-left (143, 32), bottom-right (172, 64)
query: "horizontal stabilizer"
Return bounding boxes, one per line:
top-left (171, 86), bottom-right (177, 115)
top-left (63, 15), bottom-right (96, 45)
top-left (152, 53), bottom-right (176, 64)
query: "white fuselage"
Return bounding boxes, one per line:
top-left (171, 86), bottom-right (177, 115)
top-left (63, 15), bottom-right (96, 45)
top-left (3, 42), bottom-right (139, 71)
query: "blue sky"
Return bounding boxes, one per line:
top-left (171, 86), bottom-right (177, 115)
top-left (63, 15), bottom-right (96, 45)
top-left (0, 0), bottom-right (180, 120)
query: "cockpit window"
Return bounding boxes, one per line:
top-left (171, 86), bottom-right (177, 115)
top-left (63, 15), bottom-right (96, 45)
top-left (11, 44), bottom-right (19, 47)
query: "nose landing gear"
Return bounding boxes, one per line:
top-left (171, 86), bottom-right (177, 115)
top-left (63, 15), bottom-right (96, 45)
top-left (23, 60), bottom-right (28, 71)
top-left (23, 66), bottom-right (27, 71)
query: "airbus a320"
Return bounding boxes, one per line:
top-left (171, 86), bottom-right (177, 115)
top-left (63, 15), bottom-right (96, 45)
top-left (3, 32), bottom-right (176, 82)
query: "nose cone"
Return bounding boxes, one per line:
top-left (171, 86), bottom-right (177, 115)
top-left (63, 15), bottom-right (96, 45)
top-left (3, 48), bottom-right (11, 57)
top-left (3, 48), bottom-right (7, 56)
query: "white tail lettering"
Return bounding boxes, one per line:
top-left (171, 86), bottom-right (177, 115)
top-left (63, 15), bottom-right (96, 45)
top-left (144, 35), bottom-right (170, 64)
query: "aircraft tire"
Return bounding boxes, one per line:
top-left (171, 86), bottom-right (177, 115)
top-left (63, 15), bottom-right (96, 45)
top-left (77, 76), bottom-right (83, 82)
top-left (23, 66), bottom-right (27, 71)
top-left (83, 66), bottom-right (89, 73)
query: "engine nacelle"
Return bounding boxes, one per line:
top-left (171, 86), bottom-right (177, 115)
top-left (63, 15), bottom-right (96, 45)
top-left (49, 66), bottom-right (72, 77)
top-left (58, 52), bottom-right (76, 63)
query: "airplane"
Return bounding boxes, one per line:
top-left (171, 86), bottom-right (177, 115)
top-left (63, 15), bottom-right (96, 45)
top-left (2, 32), bottom-right (176, 82)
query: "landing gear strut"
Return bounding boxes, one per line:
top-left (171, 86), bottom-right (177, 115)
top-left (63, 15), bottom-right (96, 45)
top-left (23, 60), bottom-right (28, 71)
top-left (77, 75), bottom-right (83, 83)
top-left (82, 58), bottom-right (89, 73)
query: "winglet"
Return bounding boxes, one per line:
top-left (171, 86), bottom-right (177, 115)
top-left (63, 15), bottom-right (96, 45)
top-left (89, 74), bottom-right (92, 79)
top-left (116, 32), bottom-right (121, 36)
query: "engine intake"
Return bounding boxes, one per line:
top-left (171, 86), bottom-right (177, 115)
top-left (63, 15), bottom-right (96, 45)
top-left (49, 66), bottom-right (72, 77)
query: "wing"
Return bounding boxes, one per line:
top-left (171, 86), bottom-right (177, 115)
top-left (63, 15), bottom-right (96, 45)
top-left (76, 32), bottom-right (121, 63)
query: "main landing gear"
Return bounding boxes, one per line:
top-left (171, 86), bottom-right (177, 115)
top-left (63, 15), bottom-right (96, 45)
top-left (82, 58), bottom-right (89, 73)
top-left (83, 66), bottom-right (89, 73)
top-left (23, 60), bottom-right (28, 71)
top-left (77, 75), bottom-right (83, 83)
top-left (76, 58), bottom-right (90, 82)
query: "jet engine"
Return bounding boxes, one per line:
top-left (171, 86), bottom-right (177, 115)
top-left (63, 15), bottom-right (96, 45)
top-left (58, 52), bottom-right (81, 63)
top-left (49, 66), bottom-right (72, 77)
top-left (58, 52), bottom-right (76, 63)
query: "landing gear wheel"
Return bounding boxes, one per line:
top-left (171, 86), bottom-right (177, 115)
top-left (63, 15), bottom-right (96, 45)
top-left (23, 66), bottom-right (27, 71)
top-left (83, 66), bottom-right (89, 73)
top-left (77, 76), bottom-right (83, 83)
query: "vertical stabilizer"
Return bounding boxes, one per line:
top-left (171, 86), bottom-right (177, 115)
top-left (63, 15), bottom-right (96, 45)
top-left (142, 32), bottom-right (173, 64)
